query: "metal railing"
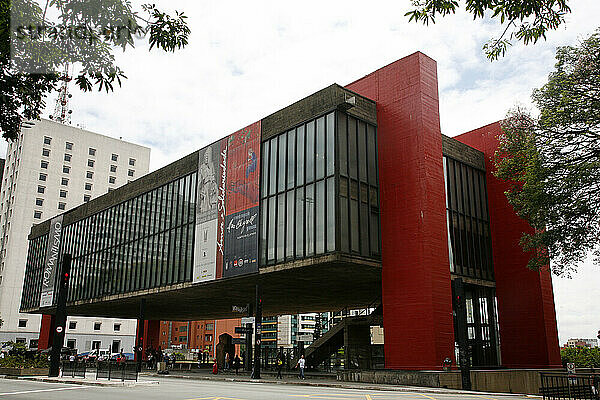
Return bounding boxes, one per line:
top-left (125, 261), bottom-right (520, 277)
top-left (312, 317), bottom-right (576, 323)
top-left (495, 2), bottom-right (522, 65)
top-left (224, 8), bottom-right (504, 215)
top-left (96, 361), bottom-right (138, 381)
top-left (540, 372), bottom-right (600, 399)
top-left (61, 361), bottom-right (86, 378)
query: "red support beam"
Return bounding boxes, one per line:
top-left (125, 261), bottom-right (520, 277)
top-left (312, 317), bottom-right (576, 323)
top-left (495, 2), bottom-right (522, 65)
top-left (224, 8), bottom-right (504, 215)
top-left (38, 314), bottom-right (55, 350)
top-left (455, 122), bottom-right (561, 368)
top-left (346, 52), bottom-right (455, 370)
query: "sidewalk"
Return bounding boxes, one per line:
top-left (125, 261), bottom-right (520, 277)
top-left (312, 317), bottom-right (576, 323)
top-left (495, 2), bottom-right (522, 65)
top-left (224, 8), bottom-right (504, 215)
top-left (144, 369), bottom-right (541, 398)
top-left (1, 371), bottom-right (159, 387)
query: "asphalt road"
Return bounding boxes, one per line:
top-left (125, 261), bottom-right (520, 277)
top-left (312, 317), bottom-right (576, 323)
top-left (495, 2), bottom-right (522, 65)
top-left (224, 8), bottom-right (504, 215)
top-left (0, 377), bottom-right (537, 400)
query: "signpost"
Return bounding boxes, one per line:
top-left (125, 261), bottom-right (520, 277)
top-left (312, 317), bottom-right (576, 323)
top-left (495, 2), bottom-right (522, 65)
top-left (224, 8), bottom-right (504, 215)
top-left (251, 284), bottom-right (262, 379)
top-left (297, 334), bottom-right (313, 342)
top-left (48, 254), bottom-right (71, 377)
top-left (232, 305), bottom-right (248, 313)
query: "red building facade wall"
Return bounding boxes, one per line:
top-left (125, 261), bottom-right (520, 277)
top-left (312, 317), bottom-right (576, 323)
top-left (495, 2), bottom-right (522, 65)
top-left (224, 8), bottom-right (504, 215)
top-left (455, 123), bottom-right (561, 368)
top-left (346, 52), bottom-right (455, 370)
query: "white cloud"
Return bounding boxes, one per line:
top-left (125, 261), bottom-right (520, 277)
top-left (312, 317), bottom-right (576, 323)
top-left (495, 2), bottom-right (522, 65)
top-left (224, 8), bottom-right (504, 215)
top-left (2, 0), bottom-right (598, 345)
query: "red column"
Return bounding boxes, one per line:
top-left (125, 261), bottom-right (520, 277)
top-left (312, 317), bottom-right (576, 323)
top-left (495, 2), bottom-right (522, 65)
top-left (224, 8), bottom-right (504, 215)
top-left (346, 52), bottom-right (455, 370)
top-left (455, 122), bottom-right (561, 368)
top-left (144, 320), bottom-right (161, 350)
top-left (38, 314), bottom-right (55, 350)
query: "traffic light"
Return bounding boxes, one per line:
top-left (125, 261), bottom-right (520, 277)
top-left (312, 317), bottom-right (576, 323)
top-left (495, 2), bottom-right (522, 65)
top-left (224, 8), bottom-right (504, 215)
top-left (452, 278), bottom-right (465, 310)
top-left (60, 256), bottom-right (71, 288)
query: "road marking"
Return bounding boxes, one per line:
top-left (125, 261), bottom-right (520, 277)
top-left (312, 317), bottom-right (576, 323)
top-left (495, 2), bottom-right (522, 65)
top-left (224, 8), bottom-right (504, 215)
top-left (365, 395), bottom-right (373, 400)
top-left (187, 397), bottom-right (246, 400)
top-left (0, 386), bottom-right (85, 396)
top-left (417, 394), bottom-right (439, 400)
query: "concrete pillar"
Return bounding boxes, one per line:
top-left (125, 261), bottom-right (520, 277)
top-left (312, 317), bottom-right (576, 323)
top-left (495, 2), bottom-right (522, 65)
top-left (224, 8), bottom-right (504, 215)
top-left (346, 52), bottom-right (455, 370)
top-left (455, 122), bottom-right (561, 368)
top-left (38, 314), bottom-right (55, 350)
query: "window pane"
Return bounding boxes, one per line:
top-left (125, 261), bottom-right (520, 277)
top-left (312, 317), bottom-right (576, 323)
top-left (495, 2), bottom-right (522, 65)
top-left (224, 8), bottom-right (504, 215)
top-left (339, 177), bottom-right (349, 253)
top-left (268, 197), bottom-right (276, 261)
top-left (327, 177), bottom-right (335, 252)
top-left (350, 180), bottom-right (359, 252)
top-left (295, 187), bottom-right (304, 258)
top-left (306, 121), bottom-right (315, 183)
top-left (278, 133), bottom-right (287, 192)
top-left (338, 113), bottom-right (347, 176)
top-left (370, 209), bottom-right (380, 256)
top-left (260, 202), bottom-right (267, 265)
top-left (326, 112), bottom-right (335, 177)
top-left (286, 191), bottom-right (294, 258)
top-left (348, 117), bottom-right (358, 179)
top-left (316, 117), bottom-right (325, 180)
top-left (315, 180), bottom-right (325, 254)
top-left (296, 125), bottom-right (305, 186)
top-left (269, 137), bottom-right (277, 196)
top-left (305, 184), bottom-right (314, 256)
top-left (360, 193), bottom-right (369, 255)
top-left (367, 125), bottom-right (377, 185)
top-left (287, 129), bottom-right (295, 189)
top-left (277, 193), bottom-right (285, 262)
top-left (358, 121), bottom-right (367, 182)
top-left (261, 141), bottom-right (269, 199)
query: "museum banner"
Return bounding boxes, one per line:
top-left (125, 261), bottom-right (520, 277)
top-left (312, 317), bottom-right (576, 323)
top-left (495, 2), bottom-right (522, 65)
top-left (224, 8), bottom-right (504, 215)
top-left (193, 121), bottom-right (261, 283)
top-left (40, 214), bottom-right (64, 307)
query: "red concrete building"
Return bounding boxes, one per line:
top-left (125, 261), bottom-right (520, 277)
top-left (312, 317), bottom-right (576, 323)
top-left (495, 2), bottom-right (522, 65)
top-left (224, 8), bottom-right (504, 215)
top-left (158, 319), bottom-right (241, 358)
top-left (30, 51), bottom-right (561, 372)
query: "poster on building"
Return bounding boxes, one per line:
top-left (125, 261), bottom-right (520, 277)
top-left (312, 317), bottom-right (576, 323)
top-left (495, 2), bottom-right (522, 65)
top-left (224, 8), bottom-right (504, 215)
top-left (223, 123), bottom-right (260, 278)
top-left (193, 121), bottom-right (261, 283)
top-left (193, 142), bottom-right (220, 283)
top-left (39, 214), bottom-right (64, 307)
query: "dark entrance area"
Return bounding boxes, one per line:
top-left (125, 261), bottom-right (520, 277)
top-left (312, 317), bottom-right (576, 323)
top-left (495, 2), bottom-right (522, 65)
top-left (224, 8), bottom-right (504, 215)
top-left (453, 283), bottom-right (500, 367)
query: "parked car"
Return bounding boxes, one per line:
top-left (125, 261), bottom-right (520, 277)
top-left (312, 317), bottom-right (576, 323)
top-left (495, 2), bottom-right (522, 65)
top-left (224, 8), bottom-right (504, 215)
top-left (80, 348), bottom-right (110, 362)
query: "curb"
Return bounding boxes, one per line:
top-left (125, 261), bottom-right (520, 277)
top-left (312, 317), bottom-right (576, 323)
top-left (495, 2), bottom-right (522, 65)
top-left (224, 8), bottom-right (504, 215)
top-left (145, 373), bottom-right (541, 398)
top-left (0, 375), bottom-right (159, 387)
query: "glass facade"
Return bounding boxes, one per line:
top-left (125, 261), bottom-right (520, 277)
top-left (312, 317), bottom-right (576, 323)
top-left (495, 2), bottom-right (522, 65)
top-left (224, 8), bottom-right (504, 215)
top-left (22, 110), bottom-right (380, 310)
top-left (259, 111), bottom-right (380, 265)
top-left (443, 156), bottom-right (493, 280)
top-left (21, 172), bottom-right (197, 309)
top-left (338, 113), bottom-right (380, 257)
top-left (454, 284), bottom-right (500, 367)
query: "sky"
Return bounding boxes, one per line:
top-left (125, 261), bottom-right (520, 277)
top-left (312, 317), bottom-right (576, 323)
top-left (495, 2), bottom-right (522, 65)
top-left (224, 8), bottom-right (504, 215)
top-left (4, 0), bottom-right (599, 344)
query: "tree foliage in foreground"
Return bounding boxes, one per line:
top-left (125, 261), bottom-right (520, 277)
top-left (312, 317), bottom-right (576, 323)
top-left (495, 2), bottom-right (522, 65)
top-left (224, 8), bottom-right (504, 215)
top-left (560, 347), bottom-right (600, 368)
top-left (406, 0), bottom-right (571, 60)
top-left (494, 29), bottom-right (600, 276)
top-left (0, 0), bottom-right (190, 140)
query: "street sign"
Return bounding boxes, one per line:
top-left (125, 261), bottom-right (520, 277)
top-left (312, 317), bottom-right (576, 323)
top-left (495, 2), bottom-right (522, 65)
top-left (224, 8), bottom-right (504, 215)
top-left (232, 305), bottom-right (248, 313)
top-left (297, 334), bottom-right (313, 342)
top-left (235, 326), bottom-right (252, 334)
top-left (232, 338), bottom-right (245, 345)
top-left (567, 363), bottom-right (576, 374)
top-left (241, 317), bottom-right (255, 325)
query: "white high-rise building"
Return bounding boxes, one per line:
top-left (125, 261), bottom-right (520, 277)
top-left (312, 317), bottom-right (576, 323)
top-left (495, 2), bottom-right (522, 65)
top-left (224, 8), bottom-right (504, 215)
top-left (0, 119), bottom-right (150, 354)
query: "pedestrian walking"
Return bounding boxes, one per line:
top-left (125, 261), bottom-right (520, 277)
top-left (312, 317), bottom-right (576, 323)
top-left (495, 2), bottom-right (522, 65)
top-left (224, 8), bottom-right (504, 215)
top-left (296, 354), bottom-right (306, 380)
top-left (224, 352), bottom-right (230, 371)
top-left (234, 354), bottom-right (241, 375)
top-left (276, 355), bottom-right (283, 379)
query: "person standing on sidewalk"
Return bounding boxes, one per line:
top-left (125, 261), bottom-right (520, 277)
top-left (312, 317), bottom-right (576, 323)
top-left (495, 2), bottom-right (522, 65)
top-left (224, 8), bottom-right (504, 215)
top-left (234, 354), bottom-right (241, 375)
top-left (276, 355), bottom-right (283, 379)
top-left (296, 355), bottom-right (306, 380)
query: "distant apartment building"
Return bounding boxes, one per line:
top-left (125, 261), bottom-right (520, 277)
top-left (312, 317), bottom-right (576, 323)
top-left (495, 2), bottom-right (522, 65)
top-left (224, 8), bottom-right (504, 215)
top-left (566, 338), bottom-right (598, 348)
top-left (159, 319), bottom-right (242, 357)
top-left (0, 118), bottom-right (150, 354)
